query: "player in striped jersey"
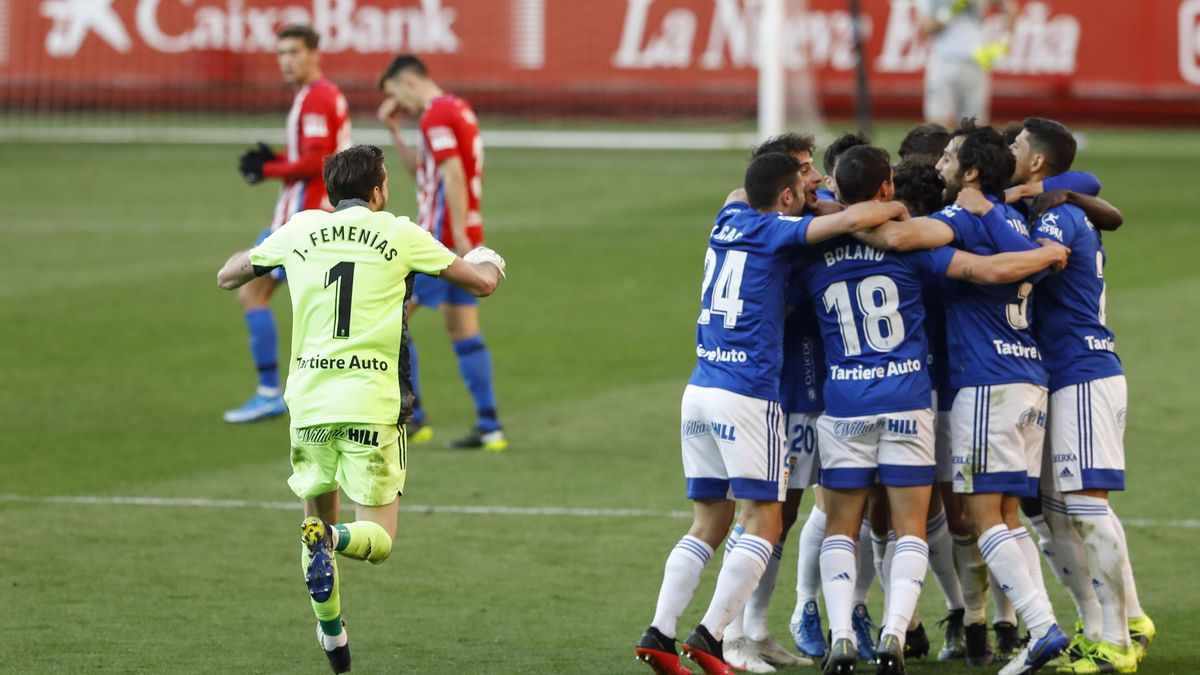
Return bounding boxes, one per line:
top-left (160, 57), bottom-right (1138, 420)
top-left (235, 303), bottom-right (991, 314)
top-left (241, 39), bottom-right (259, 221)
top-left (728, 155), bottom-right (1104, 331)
top-left (226, 25), bottom-right (351, 424)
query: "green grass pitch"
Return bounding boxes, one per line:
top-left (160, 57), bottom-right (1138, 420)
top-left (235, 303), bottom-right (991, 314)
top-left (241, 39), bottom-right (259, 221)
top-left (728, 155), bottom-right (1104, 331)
top-left (1, 124), bottom-right (1197, 673)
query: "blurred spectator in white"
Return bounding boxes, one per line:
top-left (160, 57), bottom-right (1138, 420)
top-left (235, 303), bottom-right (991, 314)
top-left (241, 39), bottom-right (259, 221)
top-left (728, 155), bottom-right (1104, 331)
top-left (919, 0), bottom-right (1018, 128)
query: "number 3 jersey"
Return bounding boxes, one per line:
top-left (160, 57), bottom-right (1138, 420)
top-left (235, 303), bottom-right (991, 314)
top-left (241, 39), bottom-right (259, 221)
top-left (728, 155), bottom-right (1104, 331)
top-left (797, 235), bottom-right (954, 417)
top-left (931, 200), bottom-right (1049, 389)
top-left (688, 201), bottom-right (814, 401)
top-left (249, 201), bottom-right (458, 427)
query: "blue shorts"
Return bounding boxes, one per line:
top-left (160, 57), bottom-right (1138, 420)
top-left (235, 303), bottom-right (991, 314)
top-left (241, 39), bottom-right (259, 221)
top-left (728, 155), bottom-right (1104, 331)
top-left (255, 227), bottom-right (286, 282)
top-left (413, 274), bottom-right (476, 308)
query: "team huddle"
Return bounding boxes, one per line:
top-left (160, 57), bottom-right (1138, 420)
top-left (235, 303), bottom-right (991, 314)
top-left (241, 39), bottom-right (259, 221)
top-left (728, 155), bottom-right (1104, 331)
top-left (636, 119), bottom-right (1154, 675)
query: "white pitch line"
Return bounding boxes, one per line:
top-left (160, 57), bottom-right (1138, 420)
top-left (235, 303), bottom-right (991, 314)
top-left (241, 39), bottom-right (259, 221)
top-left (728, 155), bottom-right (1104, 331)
top-left (0, 493), bottom-right (1192, 528)
top-left (0, 493), bottom-right (691, 519)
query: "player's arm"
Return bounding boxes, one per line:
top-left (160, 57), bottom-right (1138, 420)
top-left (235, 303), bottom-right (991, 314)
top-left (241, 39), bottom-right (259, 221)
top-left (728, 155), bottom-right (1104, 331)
top-left (851, 217), bottom-right (955, 251)
top-left (945, 241), bottom-right (1070, 285)
top-left (377, 98), bottom-right (419, 179)
top-left (1006, 170), bottom-right (1101, 203)
top-left (217, 250), bottom-right (275, 290)
top-left (1028, 189), bottom-right (1125, 231)
top-left (439, 155), bottom-right (472, 255)
top-left (804, 200), bottom-right (911, 244)
top-left (438, 248), bottom-right (506, 297)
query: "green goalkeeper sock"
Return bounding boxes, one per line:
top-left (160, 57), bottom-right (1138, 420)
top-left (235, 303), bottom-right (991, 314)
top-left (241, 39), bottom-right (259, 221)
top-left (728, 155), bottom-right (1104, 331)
top-left (334, 521), bottom-right (393, 564)
top-left (301, 543), bottom-right (342, 632)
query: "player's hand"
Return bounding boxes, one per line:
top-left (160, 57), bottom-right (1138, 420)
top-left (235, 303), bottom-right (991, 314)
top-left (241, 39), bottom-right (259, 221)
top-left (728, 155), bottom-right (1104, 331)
top-left (377, 98), bottom-right (405, 132)
top-left (1029, 189), bottom-right (1071, 223)
top-left (238, 142), bottom-right (274, 185)
top-left (1036, 238), bottom-right (1071, 272)
top-left (464, 246), bottom-right (506, 279)
top-left (956, 187), bottom-right (993, 216)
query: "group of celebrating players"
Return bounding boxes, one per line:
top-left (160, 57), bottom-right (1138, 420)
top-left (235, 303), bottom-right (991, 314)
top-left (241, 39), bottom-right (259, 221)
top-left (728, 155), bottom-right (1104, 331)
top-left (636, 118), bottom-right (1154, 675)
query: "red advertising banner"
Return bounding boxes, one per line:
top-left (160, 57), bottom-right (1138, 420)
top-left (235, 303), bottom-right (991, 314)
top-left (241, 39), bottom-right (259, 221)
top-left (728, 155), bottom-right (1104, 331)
top-left (3, 0), bottom-right (1199, 122)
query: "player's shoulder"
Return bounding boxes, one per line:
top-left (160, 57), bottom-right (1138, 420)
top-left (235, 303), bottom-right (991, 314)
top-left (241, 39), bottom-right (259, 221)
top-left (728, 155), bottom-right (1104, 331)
top-left (1035, 203), bottom-right (1085, 238)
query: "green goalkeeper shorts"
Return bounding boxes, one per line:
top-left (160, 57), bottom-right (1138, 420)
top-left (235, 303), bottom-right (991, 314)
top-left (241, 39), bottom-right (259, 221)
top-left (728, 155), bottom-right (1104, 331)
top-left (287, 423), bottom-right (407, 506)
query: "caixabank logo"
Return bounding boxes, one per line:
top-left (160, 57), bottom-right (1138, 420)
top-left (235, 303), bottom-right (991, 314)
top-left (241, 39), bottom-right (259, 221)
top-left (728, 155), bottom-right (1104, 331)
top-left (38, 0), bottom-right (461, 57)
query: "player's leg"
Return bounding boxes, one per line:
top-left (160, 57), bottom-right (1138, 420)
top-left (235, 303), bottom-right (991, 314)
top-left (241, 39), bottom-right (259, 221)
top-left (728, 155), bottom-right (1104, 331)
top-left (1057, 377), bottom-right (1137, 671)
top-left (438, 280), bottom-right (504, 451)
top-left (1109, 505), bottom-right (1155, 661)
top-left (406, 276), bottom-right (445, 444)
top-left (638, 385), bottom-right (730, 674)
top-left (859, 490), bottom-right (888, 661)
top-left (791, 487), bottom-right (828, 659)
top-left (226, 267), bottom-right (287, 423)
top-left (929, 397), bottom-right (969, 659)
top-left (948, 387), bottom-right (995, 666)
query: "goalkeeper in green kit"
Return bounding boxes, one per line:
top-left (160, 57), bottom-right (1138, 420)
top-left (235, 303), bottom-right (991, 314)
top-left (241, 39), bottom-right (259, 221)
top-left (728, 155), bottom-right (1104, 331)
top-left (217, 144), bottom-right (507, 673)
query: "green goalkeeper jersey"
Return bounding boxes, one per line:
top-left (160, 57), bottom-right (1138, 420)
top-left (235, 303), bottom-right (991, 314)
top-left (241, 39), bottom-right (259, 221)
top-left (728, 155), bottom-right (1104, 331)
top-left (249, 200), bottom-right (457, 427)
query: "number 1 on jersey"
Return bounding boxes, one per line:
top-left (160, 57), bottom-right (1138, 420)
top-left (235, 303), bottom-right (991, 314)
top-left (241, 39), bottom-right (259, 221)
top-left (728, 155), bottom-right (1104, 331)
top-left (325, 261), bottom-right (355, 339)
top-left (698, 248), bottom-right (747, 328)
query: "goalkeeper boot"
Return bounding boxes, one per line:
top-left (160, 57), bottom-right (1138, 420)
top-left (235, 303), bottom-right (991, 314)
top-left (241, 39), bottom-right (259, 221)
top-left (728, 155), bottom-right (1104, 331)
top-left (681, 625), bottom-right (735, 675)
top-left (301, 517), bottom-right (336, 603)
top-left (406, 420), bottom-right (434, 445)
top-left (315, 622), bottom-right (351, 674)
top-left (445, 425), bottom-right (508, 452)
top-left (1128, 614), bottom-right (1155, 662)
top-left (223, 390), bottom-right (287, 423)
top-left (635, 626), bottom-right (693, 675)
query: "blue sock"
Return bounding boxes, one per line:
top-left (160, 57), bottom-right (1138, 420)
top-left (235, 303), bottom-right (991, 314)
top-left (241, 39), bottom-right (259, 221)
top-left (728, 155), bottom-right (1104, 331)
top-left (408, 339), bottom-right (426, 424)
top-left (453, 334), bottom-right (499, 432)
top-left (244, 308), bottom-right (279, 391)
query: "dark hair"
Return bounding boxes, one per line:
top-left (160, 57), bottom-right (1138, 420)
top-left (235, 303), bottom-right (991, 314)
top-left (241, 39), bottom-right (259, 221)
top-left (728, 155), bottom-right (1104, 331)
top-left (898, 123), bottom-right (951, 166)
top-left (822, 132), bottom-right (870, 175)
top-left (745, 152), bottom-right (801, 210)
top-left (277, 25), bottom-right (319, 50)
top-left (378, 54), bottom-right (429, 89)
top-left (324, 145), bottom-right (387, 205)
top-left (1001, 122), bottom-right (1024, 146)
top-left (751, 133), bottom-right (816, 159)
top-left (893, 161), bottom-right (946, 217)
top-left (1022, 117), bottom-right (1077, 175)
top-left (835, 145), bottom-right (893, 205)
top-left (951, 118), bottom-right (1015, 197)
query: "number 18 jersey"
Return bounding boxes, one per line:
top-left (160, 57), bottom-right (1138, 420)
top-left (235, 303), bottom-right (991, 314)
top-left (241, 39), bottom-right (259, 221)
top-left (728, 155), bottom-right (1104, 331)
top-left (250, 201), bottom-right (458, 427)
top-left (688, 201), bottom-right (813, 401)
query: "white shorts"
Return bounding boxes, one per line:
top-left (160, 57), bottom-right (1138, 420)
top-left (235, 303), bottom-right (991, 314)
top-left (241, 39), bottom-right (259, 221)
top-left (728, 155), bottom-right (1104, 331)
top-left (786, 412), bottom-right (821, 490)
top-left (924, 57), bottom-right (990, 124)
top-left (950, 383), bottom-right (1047, 496)
top-left (681, 385), bottom-right (787, 502)
top-left (933, 390), bottom-right (956, 483)
top-left (817, 408), bottom-right (935, 489)
top-left (1045, 376), bottom-right (1127, 492)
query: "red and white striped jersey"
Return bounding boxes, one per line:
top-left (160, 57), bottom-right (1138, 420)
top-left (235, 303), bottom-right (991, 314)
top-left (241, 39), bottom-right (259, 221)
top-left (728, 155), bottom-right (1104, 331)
top-left (416, 93), bottom-right (484, 250)
top-left (265, 77), bottom-right (351, 229)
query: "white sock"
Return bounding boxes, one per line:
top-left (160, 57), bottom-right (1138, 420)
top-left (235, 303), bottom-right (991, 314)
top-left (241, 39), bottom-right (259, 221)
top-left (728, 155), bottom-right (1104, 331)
top-left (1109, 507), bottom-right (1145, 619)
top-left (257, 385), bottom-right (282, 397)
top-left (701, 534), bottom-right (773, 641)
top-left (793, 506), bottom-right (826, 625)
top-left (651, 535), bottom-right (714, 639)
top-left (1012, 527), bottom-right (1048, 597)
top-left (979, 524), bottom-right (1055, 640)
top-left (882, 536), bottom-right (929, 644)
top-left (744, 542), bottom-right (784, 641)
top-left (865, 529), bottom-right (887, 606)
top-left (821, 535), bottom-right (859, 644)
top-left (927, 509), bottom-right (965, 610)
top-left (953, 534), bottom-right (989, 625)
top-left (1066, 495), bottom-right (1130, 647)
top-left (1028, 513), bottom-right (1065, 586)
top-left (990, 572), bottom-right (1017, 625)
top-left (881, 532), bottom-right (896, 618)
top-left (1044, 494), bottom-right (1103, 639)
top-left (724, 525), bottom-right (746, 641)
top-left (320, 625), bottom-right (348, 650)
top-left (854, 520), bottom-right (876, 605)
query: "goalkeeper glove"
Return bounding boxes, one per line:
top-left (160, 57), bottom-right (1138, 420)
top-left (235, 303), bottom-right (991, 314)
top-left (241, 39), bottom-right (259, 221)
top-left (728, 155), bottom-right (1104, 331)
top-left (464, 246), bottom-right (506, 279)
top-left (238, 142), bottom-right (275, 184)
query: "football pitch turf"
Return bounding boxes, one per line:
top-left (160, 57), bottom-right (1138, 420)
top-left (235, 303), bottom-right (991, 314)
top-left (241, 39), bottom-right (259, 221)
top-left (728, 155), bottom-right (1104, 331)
top-left (1, 125), bottom-right (1197, 673)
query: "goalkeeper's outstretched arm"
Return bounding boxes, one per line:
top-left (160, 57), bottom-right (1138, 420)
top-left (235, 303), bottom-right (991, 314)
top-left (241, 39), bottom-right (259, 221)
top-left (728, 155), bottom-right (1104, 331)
top-left (439, 247), bottom-right (507, 298)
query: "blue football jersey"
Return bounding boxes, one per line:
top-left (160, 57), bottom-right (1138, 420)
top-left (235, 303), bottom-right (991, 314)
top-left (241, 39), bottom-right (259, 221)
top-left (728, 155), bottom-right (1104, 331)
top-left (1031, 203), bottom-right (1122, 390)
top-left (798, 235), bottom-right (955, 417)
top-left (816, 188), bottom-right (838, 202)
top-left (931, 198), bottom-right (1049, 389)
top-left (923, 284), bottom-right (955, 411)
top-left (781, 264), bottom-right (826, 414)
top-left (1012, 171), bottom-right (1101, 221)
top-left (688, 202), bottom-right (814, 401)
